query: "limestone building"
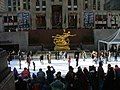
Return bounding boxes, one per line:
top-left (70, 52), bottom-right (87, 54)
top-left (0, 0), bottom-right (6, 32)
top-left (1, 0), bottom-right (119, 32)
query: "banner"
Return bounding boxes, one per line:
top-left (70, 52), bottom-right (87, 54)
top-left (17, 11), bottom-right (31, 30)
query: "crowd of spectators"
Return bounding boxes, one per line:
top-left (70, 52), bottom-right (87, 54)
top-left (13, 61), bottom-right (120, 90)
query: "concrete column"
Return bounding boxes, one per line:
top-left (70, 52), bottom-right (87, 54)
top-left (79, 0), bottom-right (84, 28)
top-left (20, 0), bottom-right (23, 10)
top-left (0, 14), bottom-right (4, 32)
top-left (77, 0), bottom-right (81, 28)
top-left (96, 0), bottom-right (98, 10)
top-left (62, 0), bottom-right (68, 29)
top-left (30, 0), bottom-right (36, 30)
top-left (100, 0), bottom-right (104, 10)
top-left (46, 0), bottom-right (52, 29)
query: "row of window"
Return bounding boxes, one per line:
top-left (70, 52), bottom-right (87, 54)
top-left (3, 13), bottom-right (120, 30)
top-left (51, 0), bottom-right (62, 2)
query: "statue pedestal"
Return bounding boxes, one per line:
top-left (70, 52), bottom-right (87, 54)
top-left (54, 45), bottom-right (70, 51)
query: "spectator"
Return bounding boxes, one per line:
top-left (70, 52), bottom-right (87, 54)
top-left (83, 67), bottom-right (89, 80)
top-left (13, 67), bottom-right (19, 80)
top-left (21, 67), bottom-right (30, 79)
top-left (114, 65), bottom-right (120, 90)
top-left (42, 79), bottom-right (51, 90)
top-left (114, 65), bottom-right (120, 79)
top-left (97, 61), bottom-right (105, 90)
top-left (37, 68), bottom-right (45, 88)
top-left (75, 66), bottom-right (89, 90)
top-left (46, 66), bottom-right (55, 84)
top-left (40, 55), bottom-right (44, 64)
top-left (103, 66), bottom-right (115, 90)
top-left (31, 73), bottom-right (40, 90)
top-left (50, 72), bottom-right (65, 90)
top-left (65, 66), bottom-right (75, 90)
top-left (55, 71), bottom-right (65, 83)
top-left (37, 68), bottom-right (45, 80)
top-left (15, 76), bottom-right (27, 90)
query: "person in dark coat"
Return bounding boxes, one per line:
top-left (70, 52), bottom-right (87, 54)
top-left (46, 66), bottom-right (55, 84)
top-left (97, 61), bottom-right (105, 90)
top-left (75, 66), bottom-right (89, 90)
top-left (42, 79), bottom-right (51, 90)
top-left (76, 54), bottom-right (79, 67)
top-left (114, 65), bottom-right (120, 90)
top-left (103, 66), bottom-right (115, 90)
top-left (40, 55), bottom-right (44, 64)
top-left (13, 67), bottom-right (19, 80)
top-left (65, 66), bottom-right (75, 90)
top-left (89, 65), bottom-right (98, 90)
top-left (55, 71), bottom-right (65, 83)
top-left (15, 76), bottom-right (27, 90)
top-left (31, 73), bottom-right (41, 90)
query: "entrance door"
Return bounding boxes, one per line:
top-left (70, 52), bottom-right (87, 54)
top-left (52, 5), bottom-right (62, 29)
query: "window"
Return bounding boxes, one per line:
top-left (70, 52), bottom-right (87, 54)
top-left (42, 8), bottom-right (46, 11)
top-left (8, 7), bottom-right (12, 11)
top-left (28, 4), bottom-right (30, 9)
top-left (74, 0), bottom-right (77, 6)
top-left (36, 15), bottom-right (46, 29)
top-left (36, 7), bottom-right (40, 11)
top-left (36, 0), bottom-right (40, 6)
top-left (68, 0), bottom-right (71, 6)
top-left (51, 0), bottom-right (54, 2)
top-left (13, 16), bottom-right (17, 22)
top-left (23, 0), bottom-right (26, 2)
top-left (59, 0), bottom-right (62, 2)
top-left (68, 14), bottom-right (77, 29)
top-left (4, 16), bottom-right (7, 23)
top-left (85, 4), bottom-right (88, 9)
top-left (74, 7), bottom-right (77, 10)
top-left (23, 3), bottom-right (26, 9)
top-left (97, 0), bottom-right (100, 10)
top-left (68, 7), bottom-right (71, 11)
top-left (18, 7), bottom-right (20, 10)
top-left (18, 1), bottom-right (20, 6)
top-left (8, 0), bottom-right (11, 6)
top-left (13, 0), bottom-right (16, 5)
top-left (13, 7), bottom-right (16, 11)
top-left (8, 16), bottom-right (13, 22)
top-left (42, 1), bottom-right (46, 6)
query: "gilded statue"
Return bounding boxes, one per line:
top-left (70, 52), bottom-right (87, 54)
top-left (52, 29), bottom-right (76, 51)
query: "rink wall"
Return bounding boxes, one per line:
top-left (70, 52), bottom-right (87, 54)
top-left (0, 31), bottom-right (28, 51)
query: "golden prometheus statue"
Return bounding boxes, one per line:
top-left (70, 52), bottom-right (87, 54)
top-left (52, 29), bottom-right (76, 51)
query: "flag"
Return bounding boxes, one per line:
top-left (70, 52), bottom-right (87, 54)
top-left (64, 14), bottom-right (66, 28)
top-left (64, 14), bottom-right (66, 24)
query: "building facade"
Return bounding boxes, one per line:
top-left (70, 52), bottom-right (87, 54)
top-left (104, 0), bottom-right (120, 10)
top-left (0, 0), bottom-right (6, 32)
top-left (1, 0), bottom-right (119, 32)
top-left (0, 0), bottom-right (120, 50)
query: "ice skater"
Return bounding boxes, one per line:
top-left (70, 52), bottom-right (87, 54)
top-left (68, 55), bottom-right (71, 67)
top-left (81, 50), bottom-right (87, 61)
top-left (91, 51), bottom-right (97, 64)
top-left (76, 54), bottom-right (79, 67)
top-left (47, 52), bottom-right (51, 64)
top-left (26, 55), bottom-right (31, 69)
top-left (40, 54), bottom-right (44, 64)
top-left (33, 61), bottom-right (35, 71)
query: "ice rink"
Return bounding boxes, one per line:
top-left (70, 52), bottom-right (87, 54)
top-left (8, 54), bottom-right (120, 77)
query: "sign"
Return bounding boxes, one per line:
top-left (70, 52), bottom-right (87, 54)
top-left (84, 11), bottom-right (94, 28)
top-left (18, 11), bottom-right (31, 30)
